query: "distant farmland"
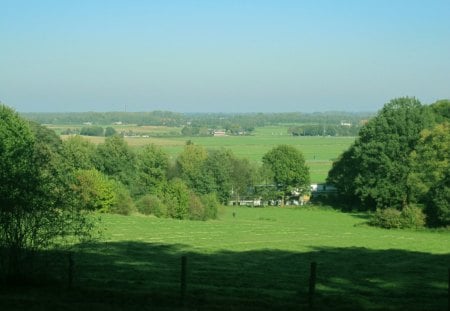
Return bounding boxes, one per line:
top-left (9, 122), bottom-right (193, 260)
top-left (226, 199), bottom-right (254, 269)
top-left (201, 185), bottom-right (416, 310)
top-left (60, 125), bottom-right (355, 183)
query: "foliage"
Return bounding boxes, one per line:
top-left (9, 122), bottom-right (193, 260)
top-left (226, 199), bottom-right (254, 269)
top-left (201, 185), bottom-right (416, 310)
top-left (369, 208), bottom-right (403, 229)
top-left (104, 126), bottom-right (117, 137)
top-left (203, 149), bottom-right (234, 203)
top-left (72, 169), bottom-right (116, 212)
top-left (136, 195), bottom-right (166, 217)
top-left (262, 144), bottom-right (310, 203)
top-left (0, 105), bottom-right (94, 277)
top-left (425, 172), bottom-right (450, 227)
top-left (162, 179), bottom-right (190, 220)
top-left (61, 135), bottom-right (96, 170)
top-left (288, 123), bottom-right (361, 137)
top-left (200, 193), bottom-right (220, 220)
top-left (133, 144), bottom-right (169, 197)
top-left (80, 126), bottom-right (104, 136)
top-left (175, 143), bottom-right (214, 195)
top-left (400, 205), bottom-right (426, 229)
top-left (94, 135), bottom-right (137, 187)
top-left (430, 99), bottom-right (450, 122)
top-left (369, 205), bottom-right (426, 229)
top-left (188, 193), bottom-right (206, 220)
top-left (326, 147), bottom-right (360, 208)
top-left (328, 97), bottom-right (434, 211)
top-left (408, 122), bottom-right (450, 203)
top-left (109, 183), bottom-right (135, 215)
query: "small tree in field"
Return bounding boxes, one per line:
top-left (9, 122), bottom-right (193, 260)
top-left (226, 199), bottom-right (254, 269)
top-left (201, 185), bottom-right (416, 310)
top-left (0, 105), bottom-right (94, 280)
top-left (262, 145), bottom-right (310, 205)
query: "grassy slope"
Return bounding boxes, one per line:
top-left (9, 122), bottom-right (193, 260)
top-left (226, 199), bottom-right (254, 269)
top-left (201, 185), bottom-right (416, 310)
top-left (3, 208), bottom-right (446, 311)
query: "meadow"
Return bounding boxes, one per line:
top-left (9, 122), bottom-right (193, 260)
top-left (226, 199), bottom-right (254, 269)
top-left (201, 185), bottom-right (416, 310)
top-left (2, 207), bottom-right (449, 310)
top-left (60, 125), bottom-right (355, 182)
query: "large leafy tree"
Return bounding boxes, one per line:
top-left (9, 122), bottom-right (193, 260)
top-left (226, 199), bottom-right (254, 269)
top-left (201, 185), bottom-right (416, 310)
top-left (175, 143), bottom-right (215, 195)
top-left (134, 144), bottom-right (169, 196)
top-left (408, 122), bottom-right (450, 226)
top-left (61, 135), bottom-right (96, 170)
top-left (262, 144), bottom-right (310, 204)
top-left (94, 135), bottom-right (137, 187)
top-left (328, 97), bottom-right (434, 210)
top-left (0, 105), bottom-right (93, 277)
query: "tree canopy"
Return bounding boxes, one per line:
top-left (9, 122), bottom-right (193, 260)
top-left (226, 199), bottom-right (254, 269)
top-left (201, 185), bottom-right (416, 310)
top-left (262, 144), bottom-right (310, 204)
top-left (0, 105), bottom-right (94, 277)
top-left (327, 97), bottom-right (450, 227)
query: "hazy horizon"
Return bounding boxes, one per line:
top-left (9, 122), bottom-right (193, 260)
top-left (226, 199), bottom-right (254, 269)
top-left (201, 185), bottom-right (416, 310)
top-left (2, 1), bottom-right (449, 113)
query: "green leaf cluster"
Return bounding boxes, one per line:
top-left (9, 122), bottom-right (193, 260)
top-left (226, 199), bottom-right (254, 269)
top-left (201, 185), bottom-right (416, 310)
top-left (328, 97), bottom-right (450, 227)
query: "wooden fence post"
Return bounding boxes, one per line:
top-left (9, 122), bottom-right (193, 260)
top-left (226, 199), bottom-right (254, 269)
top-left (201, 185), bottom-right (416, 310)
top-left (308, 261), bottom-right (317, 310)
top-left (180, 256), bottom-right (187, 304)
top-left (68, 252), bottom-right (74, 290)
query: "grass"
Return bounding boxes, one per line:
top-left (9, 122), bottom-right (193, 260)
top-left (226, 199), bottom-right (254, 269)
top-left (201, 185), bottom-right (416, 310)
top-left (2, 207), bottom-right (449, 310)
top-left (61, 125), bottom-right (355, 182)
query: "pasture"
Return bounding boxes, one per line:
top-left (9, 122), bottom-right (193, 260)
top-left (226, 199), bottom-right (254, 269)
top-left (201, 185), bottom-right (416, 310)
top-left (2, 207), bottom-right (449, 310)
top-left (61, 125), bottom-right (355, 182)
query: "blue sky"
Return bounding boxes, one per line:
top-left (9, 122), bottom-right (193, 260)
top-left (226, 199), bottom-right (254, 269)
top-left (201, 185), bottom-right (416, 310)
top-left (1, 0), bottom-right (449, 112)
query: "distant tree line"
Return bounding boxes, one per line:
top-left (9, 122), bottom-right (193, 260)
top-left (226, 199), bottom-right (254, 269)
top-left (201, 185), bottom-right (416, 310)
top-left (23, 111), bottom-right (372, 137)
top-left (288, 123), bottom-right (362, 137)
top-left (327, 98), bottom-right (450, 228)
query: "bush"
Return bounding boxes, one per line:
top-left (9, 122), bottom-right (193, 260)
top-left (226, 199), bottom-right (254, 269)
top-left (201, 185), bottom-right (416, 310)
top-left (370, 205), bottom-right (426, 229)
top-left (200, 193), bottom-right (219, 220)
top-left (80, 126), bottom-right (104, 136)
top-left (109, 184), bottom-right (136, 215)
top-left (370, 208), bottom-right (403, 229)
top-left (425, 175), bottom-right (450, 227)
top-left (400, 205), bottom-right (426, 228)
top-left (163, 179), bottom-right (190, 220)
top-left (188, 193), bottom-right (206, 220)
top-left (136, 195), bottom-right (166, 217)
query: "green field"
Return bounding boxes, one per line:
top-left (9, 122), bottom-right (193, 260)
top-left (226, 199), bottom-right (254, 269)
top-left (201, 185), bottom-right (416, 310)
top-left (3, 207), bottom-right (448, 310)
top-left (61, 125), bottom-right (355, 182)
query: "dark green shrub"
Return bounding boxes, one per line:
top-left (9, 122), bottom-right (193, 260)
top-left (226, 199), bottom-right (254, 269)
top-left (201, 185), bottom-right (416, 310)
top-left (370, 208), bottom-right (403, 229)
top-left (136, 195), bottom-right (166, 217)
top-left (104, 127), bottom-right (117, 137)
top-left (425, 174), bottom-right (450, 227)
top-left (188, 193), bottom-right (206, 220)
top-left (110, 184), bottom-right (135, 215)
top-left (370, 205), bottom-right (426, 229)
top-left (80, 126), bottom-right (104, 136)
top-left (200, 193), bottom-right (219, 220)
top-left (163, 179), bottom-right (190, 219)
top-left (400, 205), bottom-right (426, 228)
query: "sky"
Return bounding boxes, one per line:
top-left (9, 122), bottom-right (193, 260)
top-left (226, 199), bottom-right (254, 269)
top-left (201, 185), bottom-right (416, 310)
top-left (1, 0), bottom-right (450, 113)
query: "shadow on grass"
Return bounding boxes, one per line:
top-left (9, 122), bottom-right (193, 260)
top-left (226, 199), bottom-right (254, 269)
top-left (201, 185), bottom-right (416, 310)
top-left (1, 242), bottom-right (449, 311)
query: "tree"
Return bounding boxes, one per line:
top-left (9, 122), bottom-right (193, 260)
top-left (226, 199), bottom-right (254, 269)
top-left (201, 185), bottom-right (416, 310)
top-left (94, 135), bottom-right (137, 187)
top-left (0, 105), bottom-right (94, 278)
top-left (175, 143), bottom-right (214, 195)
top-left (430, 99), bottom-right (450, 122)
top-left (407, 122), bottom-right (450, 226)
top-left (328, 97), bottom-right (434, 210)
top-left (80, 125), bottom-right (104, 136)
top-left (133, 144), bottom-right (169, 197)
top-left (229, 157), bottom-right (258, 202)
top-left (426, 172), bottom-right (450, 227)
top-left (104, 126), bottom-right (117, 137)
top-left (262, 144), bottom-right (310, 205)
top-left (326, 146), bottom-right (360, 208)
top-left (72, 169), bottom-right (116, 212)
top-left (408, 123), bottom-right (450, 202)
top-left (162, 179), bottom-right (190, 219)
top-left (61, 135), bottom-right (96, 170)
top-left (202, 149), bottom-right (234, 203)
